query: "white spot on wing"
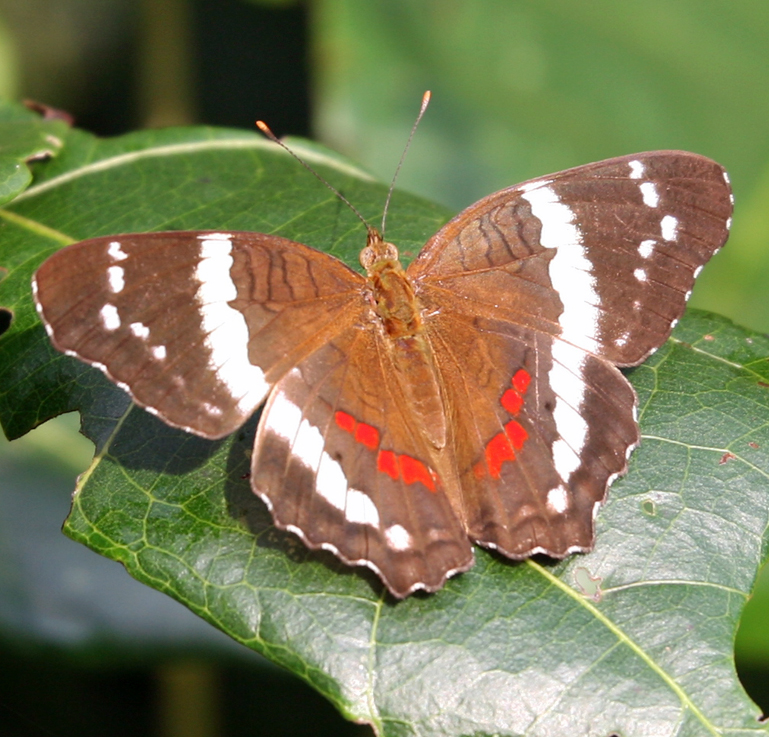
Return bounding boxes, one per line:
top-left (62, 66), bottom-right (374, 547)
top-left (661, 214), bottom-right (678, 241)
top-left (107, 265), bottom-right (125, 293)
top-left (316, 448), bottom-right (348, 510)
top-left (130, 322), bottom-right (150, 338)
top-left (547, 486), bottom-right (569, 514)
top-left (522, 186), bottom-right (599, 490)
top-left (269, 391), bottom-right (302, 442)
top-left (344, 489), bottom-right (380, 527)
top-left (628, 160), bottom-right (644, 179)
top-left (548, 342), bottom-right (590, 483)
top-left (638, 239), bottom-right (655, 259)
top-left (100, 303), bottom-right (120, 331)
top-left (522, 184), bottom-right (599, 354)
top-left (196, 237), bottom-right (269, 413)
top-left (634, 268), bottom-right (648, 282)
top-left (266, 390), bottom-right (379, 528)
top-left (294, 417), bottom-right (324, 471)
top-left (197, 232), bottom-right (233, 241)
top-left (551, 436), bottom-right (581, 483)
top-left (316, 456), bottom-right (380, 526)
top-left (385, 524), bottom-right (412, 550)
top-left (152, 345), bottom-right (167, 360)
top-left (108, 241), bottom-right (128, 261)
top-left (639, 181), bottom-right (659, 208)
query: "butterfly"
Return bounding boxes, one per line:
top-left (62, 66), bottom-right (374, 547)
top-left (32, 150), bottom-right (733, 597)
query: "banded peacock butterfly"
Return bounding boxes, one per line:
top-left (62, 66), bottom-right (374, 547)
top-left (32, 97), bottom-right (733, 597)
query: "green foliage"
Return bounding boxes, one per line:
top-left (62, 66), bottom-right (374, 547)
top-left (314, 0), bottom-right (769, 334)
top-left (0, 102), bottom-right (67, 206)
top-left (2, 104), bottom-right (769, 735)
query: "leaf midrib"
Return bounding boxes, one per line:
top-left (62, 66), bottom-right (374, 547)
top-left (527, 558), bottom-right (722, 736)
top-left (10, 136), bottom-right (376, 204)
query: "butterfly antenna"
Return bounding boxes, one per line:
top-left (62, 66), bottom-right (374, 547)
top-left (380, 90), bottom-right (431, 238)
top-left (255, 120), bottom-right (373, 233)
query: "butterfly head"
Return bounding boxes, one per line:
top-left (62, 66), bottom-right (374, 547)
top-left (360, 227), bottom-right (400, 275)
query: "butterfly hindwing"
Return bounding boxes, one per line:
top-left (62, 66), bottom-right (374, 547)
top-left (252, 321), bottom-right (474, 597)
top-left (422, 302), bottom-right (638, 558)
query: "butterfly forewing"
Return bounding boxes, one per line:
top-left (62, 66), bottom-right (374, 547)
top-left (33, 231), bottom-right (364, 439)
top-left (410, 151), bottom-right (733, 365)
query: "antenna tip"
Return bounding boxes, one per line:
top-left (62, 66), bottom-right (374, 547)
top-left (255, 120), bottom-right (270, 134)
top-left (421, 91), bottom-right (432, 112)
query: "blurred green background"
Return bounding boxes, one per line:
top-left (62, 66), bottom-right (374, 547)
top-left (1, 0), bottom-right (768, 735)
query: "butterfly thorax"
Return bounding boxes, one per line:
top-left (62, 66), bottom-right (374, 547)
top-left (360, 229), bottom-right (421, 338)
top-left (361, 229), bottom-right (448, 453)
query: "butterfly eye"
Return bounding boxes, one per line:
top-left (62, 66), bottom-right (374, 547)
top-left (360, 231), bottom-right (400, 272)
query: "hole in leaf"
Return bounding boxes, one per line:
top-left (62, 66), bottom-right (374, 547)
top-left (735, 559), bottom-right (769, 716)
top-left (574, 567), bottom-right (602, 601)
top-left (719, 451), bottom-right (736, 465)
top-left (641, 498), bottom-right (656, 516)
top-left (0, 308), bottom-right (11, 336)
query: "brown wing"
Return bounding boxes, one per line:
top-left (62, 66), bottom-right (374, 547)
top-left (422, 302), bottom-right (638, 557)
top-left (251, 317), bottom-right (473, 598)
top-left (409, 151), bottom-right (732, 366)
top-left (407, 151), bottom-right (732, 557)
top-left (33, 231), bottom-right (365, 438)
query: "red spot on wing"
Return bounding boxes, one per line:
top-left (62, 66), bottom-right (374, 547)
top-left (513, 369), bottom-right (531, 394)
top-left (505, 420), bottom-right (527, 449)
top-left (335, 411), bottom-right (356, 433)
top-left (355, 422), bottom-right (379, 449)
top-left (399, 455), bottom-right (436, 492)
top-left (475, 368), bottom-right (532, 480)
top-left (336, 411), bottom-right (380, 449)
top-left (377, 449), bottom-right (437, 491)
top-left (501, 388), bottom-right (523, 415)
top-left (485, 432), bottom-right (516, 479)
top-left (377, 450), bottom-right (399, 480)
top-left (335, 410), bottom-right (438, 492)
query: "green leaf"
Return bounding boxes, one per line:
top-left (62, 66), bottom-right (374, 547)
top-left (2, 123), bottom-right (769, 736)
top-left (0, 99), bottom-right (69, 206)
